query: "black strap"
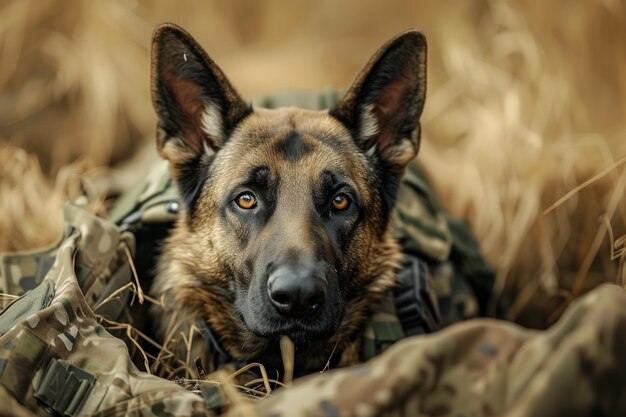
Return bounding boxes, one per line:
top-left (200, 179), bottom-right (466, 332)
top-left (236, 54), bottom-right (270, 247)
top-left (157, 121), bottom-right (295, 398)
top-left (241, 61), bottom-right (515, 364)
top-left (198, 320), bottom-right (234, 369)
top-left (394, 255), bottom-right (441, 336)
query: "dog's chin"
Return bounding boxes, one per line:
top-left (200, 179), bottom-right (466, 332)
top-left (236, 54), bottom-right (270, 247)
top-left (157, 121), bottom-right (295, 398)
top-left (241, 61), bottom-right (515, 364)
top-left (243, 313), bottom-right (343, 347)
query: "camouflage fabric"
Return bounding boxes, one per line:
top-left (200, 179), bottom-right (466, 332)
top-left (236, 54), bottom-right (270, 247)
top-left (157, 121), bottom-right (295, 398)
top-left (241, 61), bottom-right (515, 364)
top-left (1, 231), bottom-right (624, 417)
top-left (0, 235), bottom-right (60, 306)
top-left (1, 204), bottom-right (136, 321)
top-left (225, 284), bottom-right (626, 417)
top-left (0, 209), bottom-right (207, 417)
top-left (393, 160), bottom-right (491, 326)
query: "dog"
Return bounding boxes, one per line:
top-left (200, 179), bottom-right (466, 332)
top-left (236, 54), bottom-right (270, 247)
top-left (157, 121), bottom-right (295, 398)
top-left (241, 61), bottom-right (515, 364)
top-left (149, 23), bottom-right (427, 374)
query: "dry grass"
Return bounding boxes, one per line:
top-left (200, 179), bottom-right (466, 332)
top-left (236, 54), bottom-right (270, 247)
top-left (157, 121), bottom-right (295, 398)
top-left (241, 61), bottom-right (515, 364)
top-left (416, 1), bottom-right (626, 323)
top-left (1, 0), bottom-right (626, 325)
top-left (0, 145), bottom-right (107, 251)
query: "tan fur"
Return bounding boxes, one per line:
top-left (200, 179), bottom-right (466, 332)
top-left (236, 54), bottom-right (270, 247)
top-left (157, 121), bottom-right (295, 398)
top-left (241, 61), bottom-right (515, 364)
top-left (152, 108), bottom-right (404, 370)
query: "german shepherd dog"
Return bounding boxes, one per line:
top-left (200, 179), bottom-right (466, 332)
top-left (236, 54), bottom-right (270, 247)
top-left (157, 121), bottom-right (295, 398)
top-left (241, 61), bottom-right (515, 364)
top-left (150, 23), bottom-right (426, 374)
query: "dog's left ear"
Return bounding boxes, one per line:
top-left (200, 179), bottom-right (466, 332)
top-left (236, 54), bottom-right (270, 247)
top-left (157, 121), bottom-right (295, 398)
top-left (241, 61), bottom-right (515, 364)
top-left (151, 23), bottom-right (250, 165)
top-left (331, 30), bottom-right (427, 170)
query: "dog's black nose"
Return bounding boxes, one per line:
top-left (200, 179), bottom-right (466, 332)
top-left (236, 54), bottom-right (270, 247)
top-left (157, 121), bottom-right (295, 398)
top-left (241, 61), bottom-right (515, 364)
top-left (267, 267), bottom-right (327, 317)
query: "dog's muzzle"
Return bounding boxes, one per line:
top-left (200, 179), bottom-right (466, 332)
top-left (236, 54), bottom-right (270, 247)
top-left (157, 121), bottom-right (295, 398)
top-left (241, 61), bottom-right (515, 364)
top-left (267, 266), bottom-right (328, 318)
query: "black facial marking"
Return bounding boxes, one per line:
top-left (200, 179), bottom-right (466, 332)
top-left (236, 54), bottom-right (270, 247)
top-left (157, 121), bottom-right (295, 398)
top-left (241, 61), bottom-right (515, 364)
top-left (320, 170), bottom-right (338, 191)
top-left (273, 131), bottom-right (313, 162)
top-left (243, 165), bottom-right (271, 189)
top-left (308, 169), bottom-right (362, 253)
top-left (242, 166), bottom-right (278, 211)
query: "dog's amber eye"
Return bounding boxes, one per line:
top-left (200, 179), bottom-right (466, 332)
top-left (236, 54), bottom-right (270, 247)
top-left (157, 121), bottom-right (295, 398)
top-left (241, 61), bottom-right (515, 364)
top-left (236, 192), bottom-right (257, 209)
top-left (332, 193), bottom-right (351, 211)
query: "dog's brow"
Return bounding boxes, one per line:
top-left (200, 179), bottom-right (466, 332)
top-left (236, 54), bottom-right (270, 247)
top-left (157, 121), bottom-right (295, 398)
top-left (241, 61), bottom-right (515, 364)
top-left (304, 129), bottom-right (345, 149)
top-left (320, 170), bottom-right (355, 195)
top-left (242, 165), bottom-right (270, 187)
top-left (321, 170), bottom-right (339, 191)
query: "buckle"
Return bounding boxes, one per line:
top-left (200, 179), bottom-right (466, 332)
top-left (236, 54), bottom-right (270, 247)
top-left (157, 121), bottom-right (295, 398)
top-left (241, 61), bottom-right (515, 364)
top-left (34, 358), bottom-right (96, 417)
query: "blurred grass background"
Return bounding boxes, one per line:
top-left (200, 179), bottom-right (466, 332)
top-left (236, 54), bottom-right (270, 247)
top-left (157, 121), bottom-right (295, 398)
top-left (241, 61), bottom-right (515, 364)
top-left (1, 0), bottom-right (625, 326)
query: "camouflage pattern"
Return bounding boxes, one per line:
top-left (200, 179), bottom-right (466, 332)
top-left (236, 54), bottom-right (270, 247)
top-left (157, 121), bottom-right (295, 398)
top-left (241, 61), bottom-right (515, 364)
top-left (0, 209), bottom-right (207, 417)
top-left (108, 160), bottom-right (179, 226)
top-left (0, 235), bottom-right (60, 306)
top-left (1, 229), bottom-right (624, 417)
top-left (393, 160), bottom-right (486, 327)
top-left (1, 204), bottom-right (136, 322)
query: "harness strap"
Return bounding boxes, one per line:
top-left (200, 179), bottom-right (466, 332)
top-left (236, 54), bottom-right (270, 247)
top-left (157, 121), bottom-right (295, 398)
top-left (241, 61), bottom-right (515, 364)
top-left (362, 255), bottom-right (441, 361)
top-left (198, 320), bottom-right (245, 370)
top-left (394, 255), bottom-right (441, 336)
top-left (109, 161), bottom-right (179, 228)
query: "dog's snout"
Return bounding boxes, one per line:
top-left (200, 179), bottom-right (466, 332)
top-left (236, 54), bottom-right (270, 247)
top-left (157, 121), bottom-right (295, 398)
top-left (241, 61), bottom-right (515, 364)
top-left (267, 267), bottom-right (327, 317)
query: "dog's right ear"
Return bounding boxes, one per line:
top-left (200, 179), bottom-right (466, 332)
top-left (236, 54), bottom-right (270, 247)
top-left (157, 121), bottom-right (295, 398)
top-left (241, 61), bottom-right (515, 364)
top-left (331, 30), bottom-right (427, 171)
top-left (151, 23), bottom-right (251, 210)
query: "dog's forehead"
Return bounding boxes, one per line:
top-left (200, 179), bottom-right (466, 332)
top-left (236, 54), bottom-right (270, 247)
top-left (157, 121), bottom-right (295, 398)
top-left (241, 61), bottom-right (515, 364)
top-left (235, 107), bottom-right (350, 148)
top-left (212, 107), bottom-right (370, 188)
